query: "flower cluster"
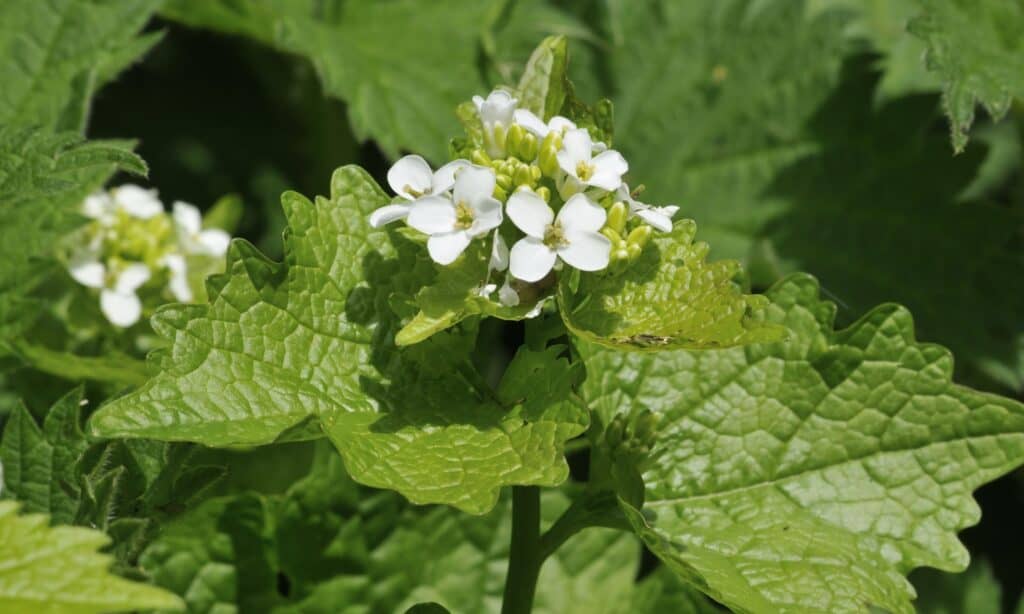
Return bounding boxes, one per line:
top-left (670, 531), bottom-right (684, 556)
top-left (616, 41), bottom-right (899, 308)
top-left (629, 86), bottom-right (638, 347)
top-left (369, 90), bottom-right (678, 309)
top-left (65, 185), bottom-right (230, 328)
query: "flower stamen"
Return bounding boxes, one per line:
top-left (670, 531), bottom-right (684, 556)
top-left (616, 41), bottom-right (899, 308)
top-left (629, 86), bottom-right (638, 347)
top-left (454, 201), bottom-right (476, 230)
top-left (575, 160), bottom-right (595, 182)
top-left (543, 222), bottom-right (569, 249)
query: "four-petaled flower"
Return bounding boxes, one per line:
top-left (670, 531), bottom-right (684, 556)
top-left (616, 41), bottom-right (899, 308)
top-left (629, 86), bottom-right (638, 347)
top-left (69, 255), bottom-right (152, 328)
top-left (473, 90), bottom-right (517, 157)
top-left (406, 165), bottom-right (503, 265)
top-left (556, 129), bottom-right (628, 192)
top-left (617, 184), bottom-right (679, 233)
top-left (507, 191), bottom-right (611, 282)
top-left (370, 155), bottom-right (469, 228)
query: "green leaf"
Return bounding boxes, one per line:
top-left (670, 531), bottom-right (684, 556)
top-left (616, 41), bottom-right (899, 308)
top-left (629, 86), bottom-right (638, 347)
top-left (0, 501), bottom-right (184, 613)
top-left (89, 166), bottom-right (586, 514)
top-left (908, 0), bottom-right (1024, 152)
top-left (629, 568), bottom-right (723, 614)
top-left (143, 449), bottom-right (649, 614)
top-left (607, 0), bottom-right (850, 260)
top-left (396, 241), bottom-right (547, 347)
top-left (558, 220), bottom-right (785, 351)
top-left (578, 274), bottom-right (1024, 614)
top-left (162, 0), bottom-right (593, 162)
top-left (762, 59), bottom-right (1024, 391)
top-left (516, 35), bottom-right (569, 121)
top-left (0, 0), bottom-right (161, 132)
top-left (0, 388), bottom-right (88, 524)
top-left (808, 0), bottom-right (941, 101)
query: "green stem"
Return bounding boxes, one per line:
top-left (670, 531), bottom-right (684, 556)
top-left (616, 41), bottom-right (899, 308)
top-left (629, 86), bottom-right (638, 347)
top-left (501, 486), bottom-right (542, 614)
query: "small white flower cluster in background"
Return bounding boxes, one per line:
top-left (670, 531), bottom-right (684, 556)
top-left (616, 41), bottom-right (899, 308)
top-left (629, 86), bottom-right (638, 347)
top-left (369, 89), bottom-right (679, 311)
top-left (66, 184), bottom-right (230, 328)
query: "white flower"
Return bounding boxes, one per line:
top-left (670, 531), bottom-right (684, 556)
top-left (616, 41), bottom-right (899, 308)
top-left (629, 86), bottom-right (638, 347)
top-left (111, 184), bottom-right (163, 219)
top-left (556, 129), bottom-right (628, 192)
top-left (473, 90), bottom-right (518, 157)
top-left (513, 109), bottom-right (577, 139)
top-left (161, 253), bottom-right (192, 302)
top-left (370, 155), bottom-right (469, 228)
top-left (507, 191), bottom-right (611, 282)
top-left (617, 184), bottom-right (678, 233)
top-left (406, 165), bottom-right (503, 265)
top-left (173, 201), bottom-right (230, 256)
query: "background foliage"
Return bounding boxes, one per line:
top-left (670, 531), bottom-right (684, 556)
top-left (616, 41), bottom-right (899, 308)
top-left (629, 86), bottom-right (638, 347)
top-left (1, 0), bottom-right (1022, 612)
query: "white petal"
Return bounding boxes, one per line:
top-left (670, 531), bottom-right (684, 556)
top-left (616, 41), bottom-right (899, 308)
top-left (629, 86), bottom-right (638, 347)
top-left (431, 159), bottom-right (470, 194)
top-left (587, 150), bottom-right (629, 191)
top-left (427, 231), bottom-right (472, 265)
top-left (634, 207), bottom-right (674, 233)
top-left (162, 254), bottom-right (193, 302)
top-left (510, 237), bottom-right (557, 283)
top-left (199, 229), bottom-right (231, 255)
top-left (476, 283), bottom-right (497, 298)
top-left (113, 184), bottom-right (163, 219)
top-left (548, 116), bottom-right (576, 134)
top-left (452, 165), bottom-right (496, 205)
top-left (498, 278), bottom-right (520, 306)
top-left (560, 129), bottom-right (593, 166)
top-left (489, 231), bottom-right (509, 272)
top-left (100, 289), bottom-right (142, 328)
top-left (557, 193), bottom-right (606, 234)
top-left (115, 262), bottom-right (151, 293)
top-left (559, 231), bottom-right (611, 272)
top-left (506, 190), bottom-right (553, 238)
top-left (68, 253), bottom-right (105, 288)
top-left (469, 197), bottom-right (503, 236)
top-left (406, 196), bottom-right (456, 235)
top-left (387, 155), bottom-right (434, 200)
top-left (479, 90), bottom-right (517, 126)
top-left (82, 192), bottom-right (112, 219)
top-left (368, 203), bottom-right (411, 228)
top-left (514, 108), bottom-right (549, 137)
top-left (172, 201), bottom-right (202, 235)
top-left (472, 95), bottom-right (485, 112)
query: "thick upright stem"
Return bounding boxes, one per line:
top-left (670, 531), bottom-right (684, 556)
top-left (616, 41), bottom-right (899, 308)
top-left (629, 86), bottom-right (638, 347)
top-left (501, 486), bottom-right (542, 614)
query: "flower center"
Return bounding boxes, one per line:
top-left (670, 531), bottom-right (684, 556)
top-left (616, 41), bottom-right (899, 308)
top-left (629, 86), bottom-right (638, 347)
top-left (575, 160), bottom-right (595, 181)
top-left (454, 201), bottom-right (475, 230)
top-left (404, 185), bottom-right (425, 198)
top-left (543, 222), bottom-right (569, 249)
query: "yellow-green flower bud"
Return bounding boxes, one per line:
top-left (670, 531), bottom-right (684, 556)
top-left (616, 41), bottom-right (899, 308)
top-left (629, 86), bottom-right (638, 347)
top-left (627, 225), bottom-right (653, 250)
top-left (493, 124), bottom-right (508, 152)
top-left (512, 164), bottom-right (534, 188)
top-left (471, 149), bottom-right (491, 166)
top-left (519, 133), bottom-right (538, 161)
top-left (536, 186), bottom-right (551, 202)
top-left (506, 124), bottom-right (525, 154)
top-left (493, 185), bottom-right (508, 201)
top-left (627, 243), bottom-right (643, 262)
top-left (607, 201), bottom-right (628, 235)
top-left (615, 247), bottom-right (630, 262)
top-left (600, 227), bottom-right (624, 249)
top-left (530, 164), bottom-right (542, 182)
top-left (496, 173), bottom-right (513, 190)
top-left (537, 132), bottom-right (561, 177)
